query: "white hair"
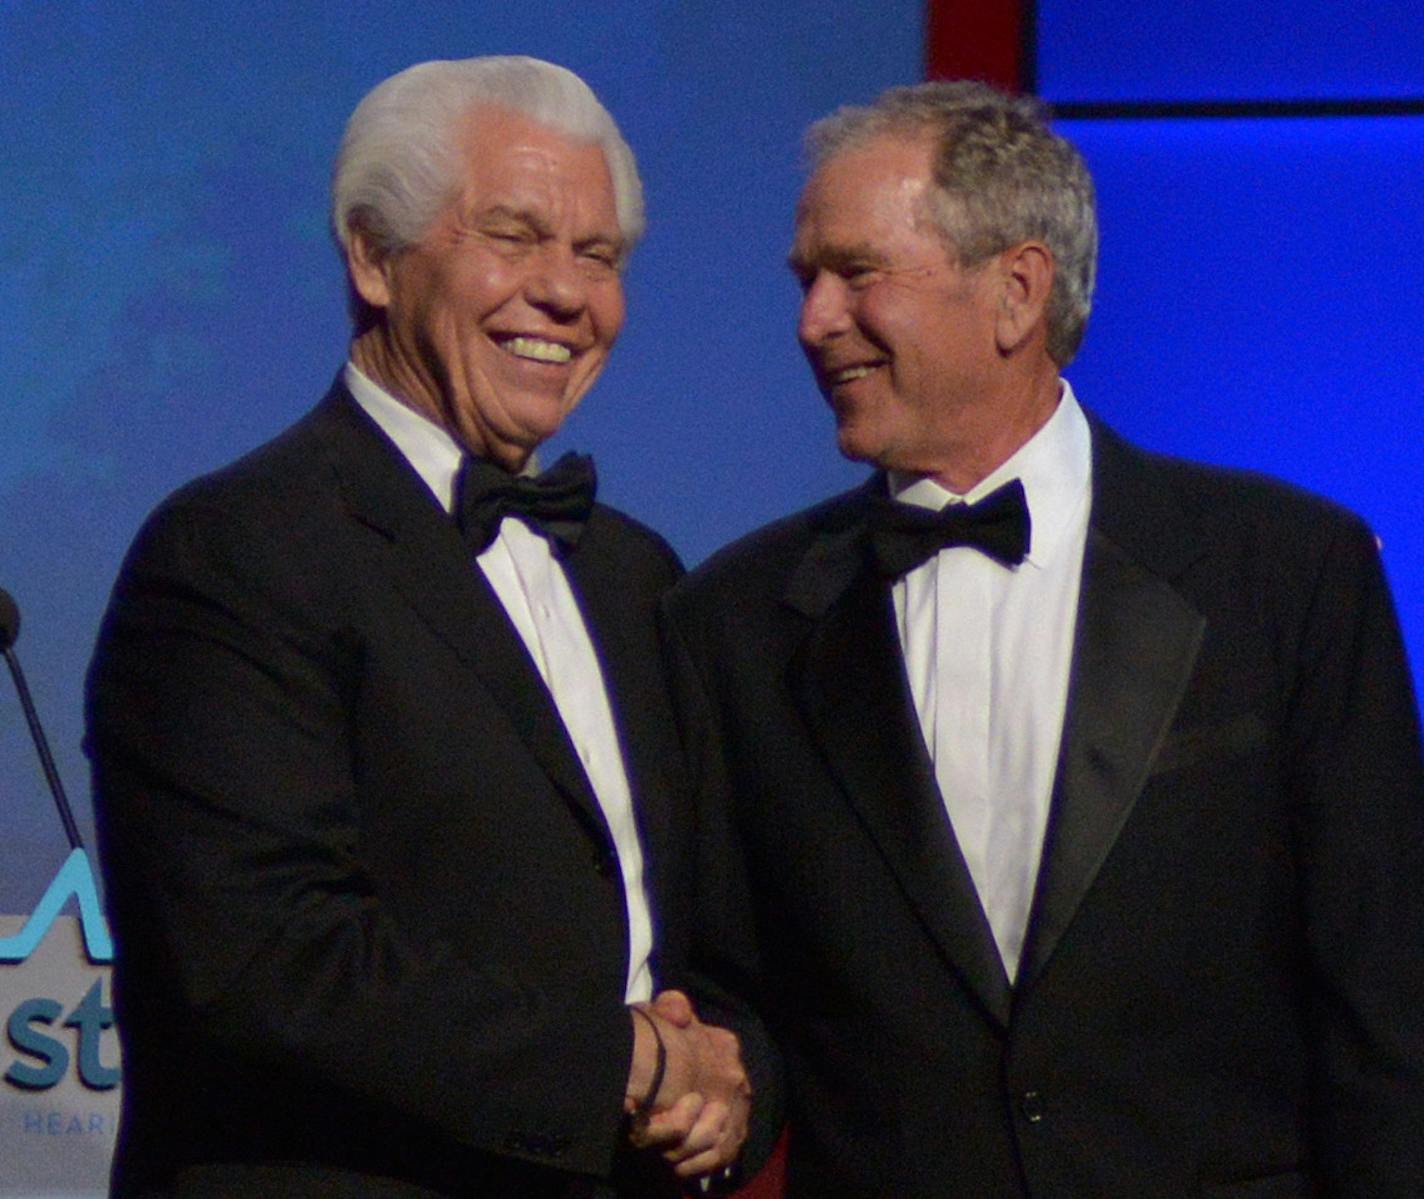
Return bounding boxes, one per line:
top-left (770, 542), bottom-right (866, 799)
top-left (331, 55), bottom-right (644, 272)
top-left (808, 80), bottom-right (1097, 366)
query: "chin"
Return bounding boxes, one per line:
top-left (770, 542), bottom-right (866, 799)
top-left (508, 401), bottom-right (575, 444)
top-left (834, 424), bottom-right (880, 467)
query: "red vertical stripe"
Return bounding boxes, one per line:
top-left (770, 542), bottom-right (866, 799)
top-left (926, 0), bottom-right (1032, 92)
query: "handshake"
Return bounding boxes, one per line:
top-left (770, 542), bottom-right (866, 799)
top-left (624, 990), bottom-right (752, 1181)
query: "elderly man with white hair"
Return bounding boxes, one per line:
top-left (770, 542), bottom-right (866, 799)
top-left (88, 56), bottom-right (772, 1199)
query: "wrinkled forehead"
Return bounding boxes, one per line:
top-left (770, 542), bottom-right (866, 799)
top-left (455, 103), bottom-right (611, 177)
top-left (447, 105), bottom-right (619, 223)
top-left (800, 132), bottom-right (935, 209)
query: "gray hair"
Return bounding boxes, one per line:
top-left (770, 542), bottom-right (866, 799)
top-left (331, 55), bottom-right (644, 269)
top-left (807, 81), bottom-right (1097, 366)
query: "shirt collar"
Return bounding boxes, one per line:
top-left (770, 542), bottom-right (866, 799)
top-left (344, 362), bottom-right (545, 515)
top-left (345, 362), bottom-right (464, 514)
top-left (889, 379), bottom-right (1092, 568)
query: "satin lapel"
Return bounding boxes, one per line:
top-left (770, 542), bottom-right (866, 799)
top-left (310, 385), bottom-right (609, 842)
top-left (562, 528), bottom-right (673, 877)
top-left (1017, 424), bottom-right (1207, 992)
top-left (787, 504), bottom-right (1013, 1028)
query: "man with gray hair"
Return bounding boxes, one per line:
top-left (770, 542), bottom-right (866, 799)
top-left (88, 56), bottom-right (770, 1198)
top-left (664, 80), bottom-right (1424, 1196)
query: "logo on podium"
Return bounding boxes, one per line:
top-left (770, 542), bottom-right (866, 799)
top-left (2, 588), bottom-right (121, 1197)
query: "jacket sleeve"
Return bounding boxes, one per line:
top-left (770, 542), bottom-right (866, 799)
top-left (657, 594), bottom-right (787, 1185)
top-left (1285, 514), bottom-right (1424, 1193)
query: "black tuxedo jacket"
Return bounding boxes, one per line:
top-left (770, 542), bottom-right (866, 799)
top-left (663, 416), bottom-right (1424, 1198)
top-left (87, 380), bottom-right (722, 1198)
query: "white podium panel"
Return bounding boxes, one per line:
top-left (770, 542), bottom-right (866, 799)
top-left (1, 912), bottom-right (119, 1199)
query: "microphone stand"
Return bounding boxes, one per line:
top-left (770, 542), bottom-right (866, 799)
top-left (1, 604), bottom-right (84, 851)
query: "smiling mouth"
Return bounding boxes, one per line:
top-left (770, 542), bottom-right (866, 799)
top-left (499, 336), bottom-right (573, 365)
top-left (826, 363), bottom-right (879, 386)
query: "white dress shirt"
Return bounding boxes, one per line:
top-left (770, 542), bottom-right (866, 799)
top-left (345, 362), bottom-right (654, 1004)
top-left (891, 382), bottom-right (1092, 981)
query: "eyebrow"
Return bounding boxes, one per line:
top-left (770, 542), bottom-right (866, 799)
top-left (476, 204), bottom-right (550, 234)
top-left (475, 204), bottom-right (622, 252)
top-left (787, 241), bottom-right (889, 276)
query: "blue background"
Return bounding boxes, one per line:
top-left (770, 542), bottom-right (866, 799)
top-left (2, 2), bottom-right (1421, 916)
top-left (1038, 0), bottom-right (1424, 101)
top-left (1060, 113), bottom-right (1424, 692)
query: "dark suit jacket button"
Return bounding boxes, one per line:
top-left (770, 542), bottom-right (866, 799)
top-left (593, 852), bottom-right (614, 878)
top-left (1019, 1091), bottom-right (1045, 1123)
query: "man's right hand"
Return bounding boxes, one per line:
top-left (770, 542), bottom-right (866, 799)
top-left (625, 991), bottom-right (751, 1179)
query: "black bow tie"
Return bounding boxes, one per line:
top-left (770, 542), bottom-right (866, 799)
top-left (867, 478), bottom-right (1031, 576)
top-left (456, 451), bottom-right (597, 557)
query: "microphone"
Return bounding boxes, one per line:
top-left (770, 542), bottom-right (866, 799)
top-left (0, 586), bottom-right (83, 850)
top-left (0, 587), bottom-right (18, 651)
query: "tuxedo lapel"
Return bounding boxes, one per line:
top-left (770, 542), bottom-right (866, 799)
top-left (562, 526), bottom-right (675, 881)
top-left (1017, 421), bottom-right (1207, 991)
top-left (309, 385), bottom-right (612, 846)
top-left (785, 493), bottom-right (1013, 1028)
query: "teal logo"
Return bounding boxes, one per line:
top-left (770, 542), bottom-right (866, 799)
top-left (0, 849), bottom-right (113, 965)
top-left (3, 849), bottom-right (119, 1092)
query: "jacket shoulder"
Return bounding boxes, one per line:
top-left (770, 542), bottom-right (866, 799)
top-left (157, 401), bottom-right (343, 524)
top-left (669, 484), bottom-right (870, 616)
top-left (1091, 417), bottom-right (1377, 564)
top-left (101, 391), bottom-right (398, 648)
top-left (587, 502), bottom-right (684, 586)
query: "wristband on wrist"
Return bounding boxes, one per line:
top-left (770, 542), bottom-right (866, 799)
top-left (630, 1006), bottom-right (667, 1121)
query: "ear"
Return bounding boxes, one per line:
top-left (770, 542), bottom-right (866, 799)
top-left (345, 223), bottom-right (393, 312)
top-left (994, 241), bottom-right (1053, 356)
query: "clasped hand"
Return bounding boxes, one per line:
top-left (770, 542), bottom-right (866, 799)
top-left (624, 990), bottom-right (751, 1180)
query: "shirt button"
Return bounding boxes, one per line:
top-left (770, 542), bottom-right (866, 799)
top-left (1019, 1091), bottom-right (1045, 1123)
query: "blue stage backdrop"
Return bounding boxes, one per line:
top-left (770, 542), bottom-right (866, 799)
top-left (1059, 112), bottom-right (1424, 698)
top-left (1038, 0), bottom-right (1424, 100)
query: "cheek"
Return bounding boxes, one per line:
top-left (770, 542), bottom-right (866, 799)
top-left (878, 299), bottom-right (952, 368)
top-left (592, 285), bottom-right (626, 349)
top-left (444, 258), bottom-right (513, 325)
top-left (850, 291), bottom-right (903, 348)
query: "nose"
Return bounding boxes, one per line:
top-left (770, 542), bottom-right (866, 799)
top-left (526, 246), bottom-right (587, 320)
top-left (798, 271), bottom-right (850, 348)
